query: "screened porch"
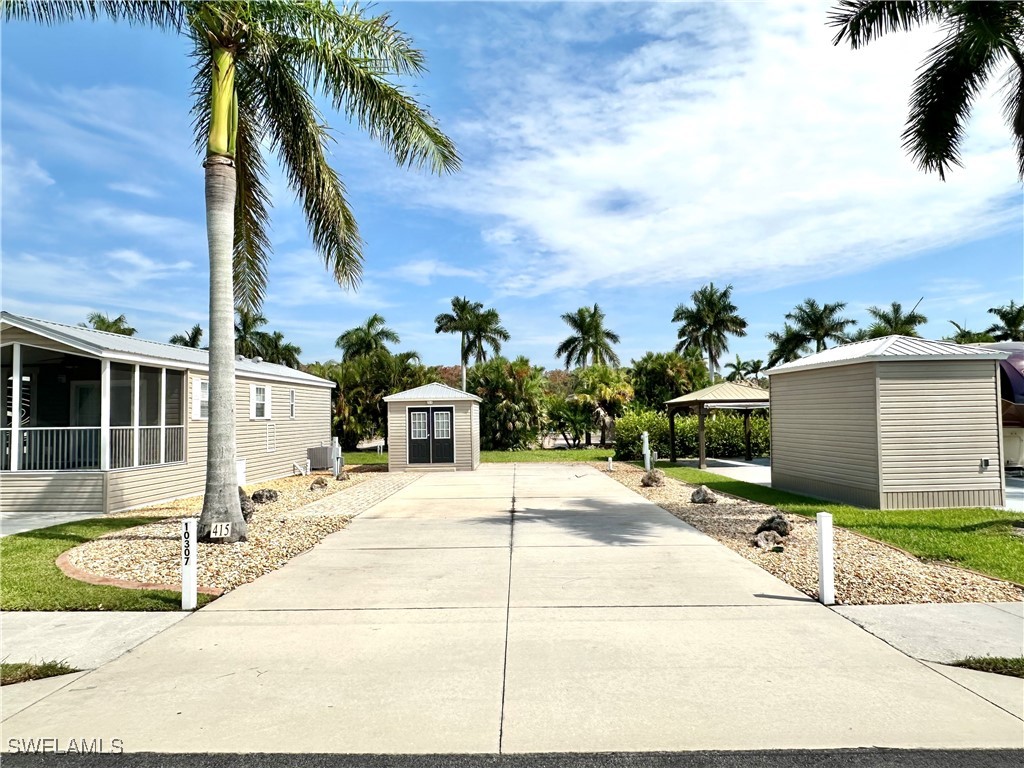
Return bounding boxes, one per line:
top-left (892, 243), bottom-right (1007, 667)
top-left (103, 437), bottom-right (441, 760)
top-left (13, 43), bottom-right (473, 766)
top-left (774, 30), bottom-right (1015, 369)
top-left (1, 344), bottom-right (186, 472)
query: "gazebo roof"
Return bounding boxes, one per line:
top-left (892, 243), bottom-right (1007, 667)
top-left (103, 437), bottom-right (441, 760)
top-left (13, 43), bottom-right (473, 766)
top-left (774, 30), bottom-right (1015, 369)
top-left (665, 381), bottom-right (769, 408)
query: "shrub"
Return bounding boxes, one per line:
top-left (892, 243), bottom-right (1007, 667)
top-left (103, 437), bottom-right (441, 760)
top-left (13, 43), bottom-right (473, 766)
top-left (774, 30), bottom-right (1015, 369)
top-left (614, 409), bottom-right (770, 460)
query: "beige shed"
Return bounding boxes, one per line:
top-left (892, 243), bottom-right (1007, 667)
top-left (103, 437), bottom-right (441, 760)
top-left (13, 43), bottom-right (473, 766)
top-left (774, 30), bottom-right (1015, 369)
top-left (766, 336), bottom-right (1007, 510)
top-left (384, 383), bottom-right (481, 472)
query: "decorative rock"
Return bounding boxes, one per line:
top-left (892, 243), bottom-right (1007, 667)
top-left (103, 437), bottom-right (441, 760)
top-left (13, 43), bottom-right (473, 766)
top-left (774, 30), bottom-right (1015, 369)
top-left (238, 487), bottom-right (255, 523)
top-left (336, 471), bottom-right (350, 482)
top-left (640, 469), bottom-right (665, 487)
top-left (690, 485), bottom-right (718, 504)
top-left (756, 513), bottom-right (792, 537)
top-left (754, 530), bottom-right (782, 549)
top-left (310, 476), bottom-right (329, 490)
top-left (250, 488), bottom-right (279, 505)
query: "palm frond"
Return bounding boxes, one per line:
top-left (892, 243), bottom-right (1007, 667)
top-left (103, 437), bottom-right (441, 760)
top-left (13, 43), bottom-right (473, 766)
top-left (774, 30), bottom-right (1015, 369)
top-left (828, 1), bottom-right (945, 48)
top-left (3, 0), bottom-right (184, 28)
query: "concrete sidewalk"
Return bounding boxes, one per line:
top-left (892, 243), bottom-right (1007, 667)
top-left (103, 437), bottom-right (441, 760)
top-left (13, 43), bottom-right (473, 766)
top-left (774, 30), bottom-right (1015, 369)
top-left (2, 464), bottom-right (1021, 753)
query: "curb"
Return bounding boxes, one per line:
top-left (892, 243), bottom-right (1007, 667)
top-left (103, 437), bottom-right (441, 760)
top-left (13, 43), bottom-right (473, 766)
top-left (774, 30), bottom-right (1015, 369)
top-left (56, 552), bottom-right (224, 596)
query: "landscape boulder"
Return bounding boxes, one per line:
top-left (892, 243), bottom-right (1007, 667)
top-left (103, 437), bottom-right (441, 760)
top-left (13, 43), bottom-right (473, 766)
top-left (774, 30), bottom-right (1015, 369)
top-left (756, 513), bottom-right (791, 537)
top-left (753, 530), bottom-right (782, 549)
top-left (238, 487), bottom-right (255, 523)
top-left (336, 470), bottom-right (350, 482)
top-left (250, 488), bottom-right (279, 505)
top-left (690, 485), bottom-right (717, 504)
top-left (310, 476), bottom-right (329, 490)
top-left (640, 469), bottom-right (665, 487)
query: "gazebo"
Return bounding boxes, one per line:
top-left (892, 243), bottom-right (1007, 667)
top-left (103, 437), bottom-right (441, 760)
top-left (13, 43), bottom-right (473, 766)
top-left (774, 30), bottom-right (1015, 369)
top-left (665, 381), bottom-right (770, 467)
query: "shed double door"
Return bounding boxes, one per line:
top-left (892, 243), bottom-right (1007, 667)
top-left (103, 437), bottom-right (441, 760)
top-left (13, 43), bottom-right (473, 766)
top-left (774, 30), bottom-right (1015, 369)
top-left (408, 407), bottom-right (455, 464)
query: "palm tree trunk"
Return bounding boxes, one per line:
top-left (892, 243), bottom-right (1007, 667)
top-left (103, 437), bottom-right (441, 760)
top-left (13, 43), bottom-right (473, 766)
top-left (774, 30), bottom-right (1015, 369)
top-left (198, 155), bottom-right (247, 543)
top-left (460, 332), bottom-right (467, 391)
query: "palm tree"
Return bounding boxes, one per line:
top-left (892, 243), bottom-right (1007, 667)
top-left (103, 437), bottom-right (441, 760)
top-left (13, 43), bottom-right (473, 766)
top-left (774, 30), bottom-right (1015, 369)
top-left (262, 331), bottom-right (302, 368)
top-left (672, 283), bottom-right (747, 379)
top-left (556, 304), bottom-right (621, 369)
top-left (987, 301), bottom-right (1024, 341)
top-left (766, 323), bottom-right (812, 368)
top-left (235, 309), bottom-right (269, 359)
top-left (336, 313), bottom-right (400, 361)
top-left (866, 301), bottom-right (928, 337)
top-left (169, 324), bottom-right (204, 348)
top-left (830, 2), bottom-right (1024, 180)
top-left (946, 321), bottom-right (995, 345)
top-left (724, 354), bottom-right (747, 382)
top-left (745, 359), bottom-right (766, 383)
top-left (11, 2), bottom-right (460, 542)
top-left (81, 312), bottom-right (136, 336)
top-left (785, 298), bottom-right (857, 352)
top-left (434, 297), bottom-right (509, 391)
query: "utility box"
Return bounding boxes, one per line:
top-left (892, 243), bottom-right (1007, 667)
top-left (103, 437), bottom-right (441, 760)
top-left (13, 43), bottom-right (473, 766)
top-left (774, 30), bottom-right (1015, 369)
top-left (307, 445), bottom-right (333, 470)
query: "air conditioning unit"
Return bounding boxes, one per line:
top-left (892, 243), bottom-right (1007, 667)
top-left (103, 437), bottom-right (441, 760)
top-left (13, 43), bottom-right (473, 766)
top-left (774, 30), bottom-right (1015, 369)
top-left (307, 445), bottom-right (332, 470)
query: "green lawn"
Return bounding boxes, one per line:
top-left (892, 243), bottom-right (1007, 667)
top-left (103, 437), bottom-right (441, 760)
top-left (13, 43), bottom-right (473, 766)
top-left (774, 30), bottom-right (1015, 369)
top-left (0, 518), bottom-right (216, 611)
top-left (656, 463), bottom-right (1024, 585)
top-left (949, 657), bottom-right (1024, 679)
top-left (1, 660), bottom-right (80, 686)
top-left (346, 448), bottom-right (614, 464)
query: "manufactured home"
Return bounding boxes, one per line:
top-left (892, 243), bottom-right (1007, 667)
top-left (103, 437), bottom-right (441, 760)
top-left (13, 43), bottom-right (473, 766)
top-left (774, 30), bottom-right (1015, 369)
top-left (766, 336), bottom-right (1006, 510)
top-left (1, 312), bottom-right (333, 523)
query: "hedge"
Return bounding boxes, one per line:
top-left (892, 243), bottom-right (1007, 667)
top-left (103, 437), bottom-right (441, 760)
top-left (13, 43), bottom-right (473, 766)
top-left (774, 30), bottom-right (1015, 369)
top-left (614, 409), bottom-right (770, 460)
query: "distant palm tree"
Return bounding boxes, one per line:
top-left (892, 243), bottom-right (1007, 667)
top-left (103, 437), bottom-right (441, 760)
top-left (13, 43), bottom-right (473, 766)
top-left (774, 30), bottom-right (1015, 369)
top-left (435, 297), bottom-right (509, 390)
top-left (82, 312), bottom-right (136, 336)
top-left (556, 304), bottom-right (621, 369)
top-left (336, 313), bottom-right (399, 361)
top-left (745, 359), bottom-right (766, 382)
top-left (866, 301), bottom-right (928, 337)
top-left (263, 331), bottom-right (302, 368)
top-left (724, 354), bottom-right (747, 382)
top-left (830, 1), bottom-right (1024, 180)
top-left (786, 298), bottom-right (857, 352)
top-left (986, 301), bottom-right (1024, 341)
top-left (465, 307), bottom-right (510, 366)
top-left (169, 324), bottom-right (204, 348)
top-left (235, 309), bottom-right (270, 359)
top-left (946, 321), bottom-right (995, 345)
top-left (766, 323), bottom-right (813, 367)
top-left (672, 283), bottom-right (747, 379)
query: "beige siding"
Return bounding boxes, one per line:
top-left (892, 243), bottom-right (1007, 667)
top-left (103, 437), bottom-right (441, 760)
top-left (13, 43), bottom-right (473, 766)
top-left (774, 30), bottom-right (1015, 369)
top-left (471, 403), bottom-right (480, 469)
top-left (1, 330), bottom-right (82, 355)
top-left (878, 360), bottom-right (1003, 509)
top-left (387, 400), bottom-right (478, 472)
top-left (770, 362), bottom-right (880, 507)
top-left (107, 372), bottom-right (331, 512)
top-left (1, 472), bottom-right (105, 515)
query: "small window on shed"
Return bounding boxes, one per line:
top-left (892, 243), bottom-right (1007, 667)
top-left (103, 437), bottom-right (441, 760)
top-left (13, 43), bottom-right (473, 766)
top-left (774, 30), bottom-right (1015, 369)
top-left (289, 389), bottom-right (296, 419)
top-left (253, 385), bottom-right (267, 419)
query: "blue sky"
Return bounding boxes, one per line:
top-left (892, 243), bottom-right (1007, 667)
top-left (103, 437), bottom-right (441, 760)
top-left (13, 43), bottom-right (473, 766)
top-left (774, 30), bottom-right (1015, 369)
top-left (3, 1), bottom-right (1022, 370)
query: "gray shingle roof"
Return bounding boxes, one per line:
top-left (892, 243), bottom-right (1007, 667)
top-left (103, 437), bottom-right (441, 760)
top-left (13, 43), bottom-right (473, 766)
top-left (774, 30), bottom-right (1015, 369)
top-left (1, 312), bottom-right (333, 388)
top-left (767, 335), bottom-right (1006, 376)
top-left (383, 382), bottom-right (482, 402)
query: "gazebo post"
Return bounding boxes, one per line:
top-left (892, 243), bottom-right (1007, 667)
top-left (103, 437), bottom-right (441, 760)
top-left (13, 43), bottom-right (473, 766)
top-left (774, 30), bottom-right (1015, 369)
top-left (697, 405), bottom-right (706, 470)
top-left (668, 406), bottom-right (676, 463)
top-left (743, 409), bottom-right (752, 462)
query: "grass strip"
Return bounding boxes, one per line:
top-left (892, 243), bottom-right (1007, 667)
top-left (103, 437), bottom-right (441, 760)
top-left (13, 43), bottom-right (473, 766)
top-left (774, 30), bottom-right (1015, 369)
top-left (949, 656), bottom-right (1024, 678)
top-left (1, 518), bottom-right (215, 611)
top-left (656, 463), bottom-right (1024, 585)
top-left (345, 448), bottom-right (614, 464)
top-left (1, 660), bottom-right (80, 685)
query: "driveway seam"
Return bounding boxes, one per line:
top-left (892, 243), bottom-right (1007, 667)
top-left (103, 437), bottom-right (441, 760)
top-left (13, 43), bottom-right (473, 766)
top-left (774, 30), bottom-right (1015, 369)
top-left (497, 463), bottom-right (517, 755)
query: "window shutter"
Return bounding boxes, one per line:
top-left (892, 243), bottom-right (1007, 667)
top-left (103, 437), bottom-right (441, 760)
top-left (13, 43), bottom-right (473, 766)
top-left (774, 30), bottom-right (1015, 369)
top-left (265, 385), bottom-right (273, 420)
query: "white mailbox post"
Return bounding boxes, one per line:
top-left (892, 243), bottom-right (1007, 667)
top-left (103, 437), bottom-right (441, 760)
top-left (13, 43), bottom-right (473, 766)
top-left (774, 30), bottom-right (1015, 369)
top-left (181, 518), bottom-right (197, 611)
top-left (642, 431), bottom-right (651, 472)
top-left (331, 436), bottom-right (343, 477)
top-left (817, 512), bottom-right (835, 606)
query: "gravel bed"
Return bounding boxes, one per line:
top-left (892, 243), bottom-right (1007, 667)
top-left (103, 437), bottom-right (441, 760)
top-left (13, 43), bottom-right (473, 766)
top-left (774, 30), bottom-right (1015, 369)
top-left (67, 471), bottom-right (420, 592)
top-left (601, 463), bottom-right (1024, 605)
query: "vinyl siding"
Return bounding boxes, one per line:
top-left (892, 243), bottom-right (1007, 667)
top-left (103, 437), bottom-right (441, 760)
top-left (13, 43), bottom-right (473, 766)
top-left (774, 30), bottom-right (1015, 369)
top-left (878, 360), bottom-right (1003, 509)
top-left (0, 472), bottom-right (105, 515)
top-left (770, 362), bottom-right (880, 508)
top-left (471, 403), bottom-right (480, 469)
top-left (1, 330), bottom-right (82, 356)
top-left (387, 400), bottom-right (478, 472)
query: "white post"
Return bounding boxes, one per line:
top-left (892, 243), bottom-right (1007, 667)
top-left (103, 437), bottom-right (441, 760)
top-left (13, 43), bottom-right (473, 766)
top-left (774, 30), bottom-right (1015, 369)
top-left (132, 365), bottom-right (140, 468)
top-left (817, 512), bottom-right (835, 606)
top-left (332, 436), bottom-right (342, 477)
top-left (159, 368), bottom-right (166, 465)
top-left (607, 456), bottom-right (613, 472)
top-left (99, 360), bottom-right (110, 470)
top-left (10, 343), bottom-right (21, 471)
top-left (642, 431), bottom-right (650, 472)
top-left (181, 518), bottom-right (197, 611)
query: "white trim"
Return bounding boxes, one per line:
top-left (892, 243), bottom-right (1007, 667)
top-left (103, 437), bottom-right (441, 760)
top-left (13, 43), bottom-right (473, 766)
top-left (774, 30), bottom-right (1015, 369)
top-left (767, 353), bottom-right (1008, 376)
top-left (132, 364), bottom-right (140, 468)
top-left (192, 377), bottom-right (209, 421)
top-left (250, 383), bottom-right (271, 420)
top-left (100, 359), bottom-right (110, 471)
top-left (402, 403), bottom-right (457, 467)
top-left (159, 368), bottom-right (167, 465)
top-left (10, 343), bottom-right (21, 471)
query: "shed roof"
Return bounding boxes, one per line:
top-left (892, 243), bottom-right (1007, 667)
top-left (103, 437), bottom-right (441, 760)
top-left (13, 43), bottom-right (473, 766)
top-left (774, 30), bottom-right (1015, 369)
top-left (0, 311), bottom-right (333, 388)
top-left (665, 381), bottom-right (770, 407)
top-left (383, 382), bottom-right (482, 403)
top-left (766, 335), bottom-right (1006, 376)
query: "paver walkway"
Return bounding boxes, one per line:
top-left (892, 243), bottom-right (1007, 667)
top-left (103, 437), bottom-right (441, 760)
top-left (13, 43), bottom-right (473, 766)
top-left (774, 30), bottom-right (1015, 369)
top-left (2, 464), bottom-right (1021, 754)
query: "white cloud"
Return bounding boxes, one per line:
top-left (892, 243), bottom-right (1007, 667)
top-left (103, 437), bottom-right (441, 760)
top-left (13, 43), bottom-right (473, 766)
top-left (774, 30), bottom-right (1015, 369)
top-left (417, 1), bottom-right (1021, 299)
top-left (389, 258), bottom-right (484, 286)
top-left (108, 181), bottom-right (160, 199)
top-left (1, 144), bottom-right (55, 198)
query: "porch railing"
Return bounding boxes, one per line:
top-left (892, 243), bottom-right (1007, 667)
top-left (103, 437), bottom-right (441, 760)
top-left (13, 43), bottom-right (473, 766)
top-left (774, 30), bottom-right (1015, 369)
top-left (2, 426), bottom-right (186, 472)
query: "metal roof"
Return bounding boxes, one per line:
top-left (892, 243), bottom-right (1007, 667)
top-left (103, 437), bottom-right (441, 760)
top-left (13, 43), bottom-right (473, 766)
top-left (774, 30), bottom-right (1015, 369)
top-left (0, 312), bottom-right (334, 388)
top-left (766, 335), bottom-right (1006, 376)
top-left (665, 381), bottom-right (770, 407)
top-left (383, 382), bottom-right (482, 402)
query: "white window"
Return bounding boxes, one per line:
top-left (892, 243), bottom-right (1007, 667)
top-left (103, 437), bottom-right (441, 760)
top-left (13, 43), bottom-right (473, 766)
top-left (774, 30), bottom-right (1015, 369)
top-left (250, 384), bottom-right (272, 419)
top-left (192, 379), bottom-right (209, 420)
top-left (289, 389), bottom-right (296, 419)
top-left (433, 411), bottom-right (451, 440)
top-left (410, 411), bottom-right (428, 439)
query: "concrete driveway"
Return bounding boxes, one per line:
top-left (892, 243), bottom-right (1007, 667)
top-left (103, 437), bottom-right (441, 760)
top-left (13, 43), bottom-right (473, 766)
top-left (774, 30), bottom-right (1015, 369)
top-left (2, 464), bottom-right (1021, 753)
